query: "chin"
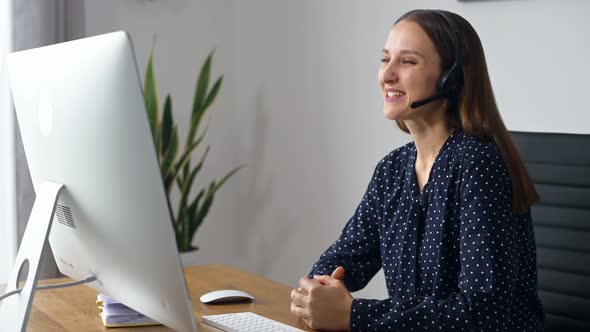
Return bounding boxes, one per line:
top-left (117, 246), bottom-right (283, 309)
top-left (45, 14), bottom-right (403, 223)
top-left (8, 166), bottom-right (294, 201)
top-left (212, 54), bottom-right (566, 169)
top-left (383, 106), bottom-right (407, 121)
top-left (383, 112), bottom-right (397, 120)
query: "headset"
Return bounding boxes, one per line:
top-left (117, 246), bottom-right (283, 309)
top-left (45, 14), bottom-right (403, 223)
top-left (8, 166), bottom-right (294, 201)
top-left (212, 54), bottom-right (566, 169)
top-left (410, 10), bottom-right (465, 109)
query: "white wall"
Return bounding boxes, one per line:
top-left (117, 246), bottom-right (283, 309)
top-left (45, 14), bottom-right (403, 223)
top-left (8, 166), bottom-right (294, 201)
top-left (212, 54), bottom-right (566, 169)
top-left (79, 0), bottom-right (590, 299)
top-left (0, 0), bottom-right (16, 282)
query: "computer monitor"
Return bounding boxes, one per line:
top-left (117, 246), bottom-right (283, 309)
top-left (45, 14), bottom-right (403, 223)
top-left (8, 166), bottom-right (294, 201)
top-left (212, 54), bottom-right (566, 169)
top-left (5, 31), bottom-right (197, 331)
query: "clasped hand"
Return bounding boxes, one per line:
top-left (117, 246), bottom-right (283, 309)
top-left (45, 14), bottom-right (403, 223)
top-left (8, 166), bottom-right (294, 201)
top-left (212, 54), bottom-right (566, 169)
top-left (290, 266), bottom-right (353, 331)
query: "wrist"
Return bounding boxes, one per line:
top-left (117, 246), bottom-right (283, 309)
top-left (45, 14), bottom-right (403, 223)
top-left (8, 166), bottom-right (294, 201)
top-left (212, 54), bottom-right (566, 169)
top-left (343, 295), bottom-right (353, 331)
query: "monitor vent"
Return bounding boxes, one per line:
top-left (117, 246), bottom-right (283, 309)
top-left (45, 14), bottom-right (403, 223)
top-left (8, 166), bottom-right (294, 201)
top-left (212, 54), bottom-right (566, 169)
top-left (55, 204), bottom-right (76, 229)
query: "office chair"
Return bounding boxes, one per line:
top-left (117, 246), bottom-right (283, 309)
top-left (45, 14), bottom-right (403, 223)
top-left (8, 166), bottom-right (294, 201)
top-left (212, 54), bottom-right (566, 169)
top-left (511, 131), bottom-right (590, 332)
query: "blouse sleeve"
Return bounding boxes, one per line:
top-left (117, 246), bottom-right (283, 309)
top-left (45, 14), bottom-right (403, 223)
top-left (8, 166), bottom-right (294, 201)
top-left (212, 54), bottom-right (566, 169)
top-left (308, 158), bottom-right (387, 292)
top-left (348, 143), bottom-right (522, 331)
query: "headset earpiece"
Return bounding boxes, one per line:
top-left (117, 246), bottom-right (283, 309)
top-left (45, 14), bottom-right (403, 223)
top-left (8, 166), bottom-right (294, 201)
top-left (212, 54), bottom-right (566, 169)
top-left (434, 10), bottom-right (463, 97)
top-left (438, 71), bottom-right (453, 91)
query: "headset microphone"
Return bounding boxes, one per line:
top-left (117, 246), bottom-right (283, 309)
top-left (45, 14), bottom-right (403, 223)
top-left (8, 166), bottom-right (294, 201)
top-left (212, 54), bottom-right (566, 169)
top-left (410, 91), bottom-right (447, 109)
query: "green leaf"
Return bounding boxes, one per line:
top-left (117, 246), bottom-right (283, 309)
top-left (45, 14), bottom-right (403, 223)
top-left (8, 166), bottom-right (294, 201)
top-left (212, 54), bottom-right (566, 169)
top-left (176, 213), bottom-right (189, 251)
top-left (164, 174), bottom-right (175, 196)
top-left (180, 146), bottom-right (210, 198)
top-left (176, 177), bottom-right (183, 192)
top-left (171, 121), bottom-right (209, 182)
top-left (161, 127), bottom-right (178, 176)
top-left (193, 51), bottom-right (213, 116)
top-left (176, 146), bottom-right (209, 238)
top-left (161, 95), bottom-right (173, 156)
top-left (176, 202), bottom-right (186, 233)
top-left (189, 182), bottom-right (216, 239)
top-left (162, 127), bottom-right (179, 194)
top-left (185, 188), bottom-right (206, 246)
top-left (186, 110), bottom-right (203, 151)
top-left (182, 163), bottom-right (190, 185)
top-left (144, 51), bottom-right (160, 144)
top-left (201, 76), bottom-right (223, 112)
top-left (164, 186), bottom-right (176, 233)
top-left (179, 187), bottom-right (205, 226)
top-left (188, 50), bottom-right (214, 146)
top-left (177, 164), bottom-right (200, 223)
top-left (183, 204), bottom-right (190, 250)
top-left (190, 188), bottom-right (206, 214)
top-left (186, 203), bottom-right (199, 242)
top-left (213, 165), bottom-right (245, 192)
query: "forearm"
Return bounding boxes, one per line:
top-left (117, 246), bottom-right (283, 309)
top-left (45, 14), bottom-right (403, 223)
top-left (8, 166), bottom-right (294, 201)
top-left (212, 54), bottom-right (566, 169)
top-left (349, 291), bottom-right (510, 332)
top-left (309, 252), bottom-right (381, 292)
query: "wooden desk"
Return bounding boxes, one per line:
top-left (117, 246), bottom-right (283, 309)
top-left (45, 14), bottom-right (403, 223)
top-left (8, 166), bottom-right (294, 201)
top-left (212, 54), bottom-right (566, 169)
top-left (16, 264), bottom-right (312, 331)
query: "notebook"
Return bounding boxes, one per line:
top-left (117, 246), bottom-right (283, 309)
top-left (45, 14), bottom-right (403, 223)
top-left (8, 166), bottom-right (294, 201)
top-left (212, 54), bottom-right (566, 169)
top-left (96, 293), bottom-right (161, 328)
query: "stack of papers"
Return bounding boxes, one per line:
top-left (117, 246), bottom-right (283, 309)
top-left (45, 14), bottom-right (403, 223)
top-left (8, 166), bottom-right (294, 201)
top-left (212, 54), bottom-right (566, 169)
top-left (96, 293), bottom-right (161, 328)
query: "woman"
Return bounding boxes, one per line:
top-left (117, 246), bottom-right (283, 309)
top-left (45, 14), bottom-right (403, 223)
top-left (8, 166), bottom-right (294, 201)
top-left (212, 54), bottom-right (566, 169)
top-left (290, 9), bottom-right (545, 332)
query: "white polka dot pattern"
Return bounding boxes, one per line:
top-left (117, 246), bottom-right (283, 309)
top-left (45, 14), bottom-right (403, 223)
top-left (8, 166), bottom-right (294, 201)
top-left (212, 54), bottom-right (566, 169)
top-left (309, 129), bottom-right (545, 331)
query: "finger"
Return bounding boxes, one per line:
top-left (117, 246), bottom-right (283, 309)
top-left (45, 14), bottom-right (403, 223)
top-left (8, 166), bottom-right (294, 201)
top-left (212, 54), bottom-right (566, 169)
top-left (290, 301), bottom-right (308, 319)
top-left (298, 276), bottom-right (321, 293)
top-left (313, 274), bottom-right (343, 286)
top-left (312, 274), bottom-right (332, 285)
top-left (290, 301), bottom-right (299, 316)
top-left (331, 266), bottom-right (346, 280)
top-left (290, 289), bottom-right (306, 307)
top-left (297, 287), bottom-right (308, 295)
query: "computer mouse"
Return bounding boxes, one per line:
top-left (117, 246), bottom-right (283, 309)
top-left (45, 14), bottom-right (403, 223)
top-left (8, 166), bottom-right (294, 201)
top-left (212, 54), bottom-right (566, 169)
top-left (199, 289), bottom-right (255, 304)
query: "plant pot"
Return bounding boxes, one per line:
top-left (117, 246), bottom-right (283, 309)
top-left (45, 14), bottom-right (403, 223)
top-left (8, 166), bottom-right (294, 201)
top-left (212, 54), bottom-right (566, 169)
top-left (179, 249), bottom-right (200, 267)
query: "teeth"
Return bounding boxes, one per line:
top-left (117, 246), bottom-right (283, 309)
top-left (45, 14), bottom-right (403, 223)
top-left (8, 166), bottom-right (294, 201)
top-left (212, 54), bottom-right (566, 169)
top-left (387, 91), bottom-right (405, 97)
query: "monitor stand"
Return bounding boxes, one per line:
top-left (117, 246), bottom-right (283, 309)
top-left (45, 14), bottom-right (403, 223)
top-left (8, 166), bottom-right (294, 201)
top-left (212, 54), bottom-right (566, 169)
top-left (0, 181), bottom-right (64, 332)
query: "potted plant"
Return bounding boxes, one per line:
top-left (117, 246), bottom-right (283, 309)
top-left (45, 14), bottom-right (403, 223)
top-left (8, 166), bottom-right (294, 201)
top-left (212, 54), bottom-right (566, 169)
top-left (143, 50), bottom-right (243, 253)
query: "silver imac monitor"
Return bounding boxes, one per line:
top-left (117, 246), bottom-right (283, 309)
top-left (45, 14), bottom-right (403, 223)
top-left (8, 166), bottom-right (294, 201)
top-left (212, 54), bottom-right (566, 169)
top-left (6, 31), bottom-right (197, 331)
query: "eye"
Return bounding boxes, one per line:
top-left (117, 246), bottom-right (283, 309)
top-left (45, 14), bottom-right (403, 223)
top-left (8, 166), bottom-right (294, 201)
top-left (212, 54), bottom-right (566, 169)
top-left (402, 59), bottom-right (417, 65)
top-left (381, 58), bottom-right (390, 64)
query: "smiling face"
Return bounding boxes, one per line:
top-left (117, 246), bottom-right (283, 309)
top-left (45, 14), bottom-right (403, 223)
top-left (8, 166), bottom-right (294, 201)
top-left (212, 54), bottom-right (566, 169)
top-left (379, 20), bottom-right (444, 121)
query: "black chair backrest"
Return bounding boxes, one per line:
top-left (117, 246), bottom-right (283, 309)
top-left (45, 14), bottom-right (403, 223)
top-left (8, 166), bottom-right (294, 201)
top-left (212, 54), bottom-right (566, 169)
top-left (511, 131), bottom-right (590, 332)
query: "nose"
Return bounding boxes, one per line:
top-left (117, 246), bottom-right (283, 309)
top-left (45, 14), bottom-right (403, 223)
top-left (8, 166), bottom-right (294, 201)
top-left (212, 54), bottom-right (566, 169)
top-left (380, 61), bottom-right (399, 84)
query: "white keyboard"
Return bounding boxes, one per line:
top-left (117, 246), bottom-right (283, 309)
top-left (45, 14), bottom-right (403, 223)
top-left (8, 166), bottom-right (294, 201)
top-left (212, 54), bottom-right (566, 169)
top-left (202, 312), bottom-right (305, 332)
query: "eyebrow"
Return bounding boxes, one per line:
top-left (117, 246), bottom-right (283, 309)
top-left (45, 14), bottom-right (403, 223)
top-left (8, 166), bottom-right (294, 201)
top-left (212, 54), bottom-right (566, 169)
top-left (382, 48), bottom-right (425, 58)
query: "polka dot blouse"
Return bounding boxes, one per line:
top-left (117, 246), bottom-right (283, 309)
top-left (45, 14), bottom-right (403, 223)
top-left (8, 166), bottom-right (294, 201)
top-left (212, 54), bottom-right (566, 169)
top-left (309, 129), bottom-right (545, 331)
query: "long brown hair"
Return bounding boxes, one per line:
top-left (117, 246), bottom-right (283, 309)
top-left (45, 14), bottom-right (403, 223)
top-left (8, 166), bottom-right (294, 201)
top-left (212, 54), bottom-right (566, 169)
top-left (394, 9), bottom-right (539, 213)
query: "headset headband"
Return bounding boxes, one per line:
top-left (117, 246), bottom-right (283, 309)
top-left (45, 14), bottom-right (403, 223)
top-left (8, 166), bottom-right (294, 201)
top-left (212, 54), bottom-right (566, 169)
top-left (433, 10), bottom-right (463, 95)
